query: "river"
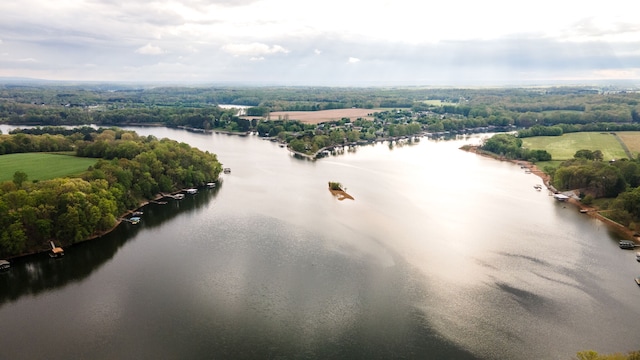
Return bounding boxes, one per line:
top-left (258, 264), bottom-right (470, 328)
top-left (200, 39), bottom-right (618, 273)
top-left (1, 125), bottom-right (639, 360)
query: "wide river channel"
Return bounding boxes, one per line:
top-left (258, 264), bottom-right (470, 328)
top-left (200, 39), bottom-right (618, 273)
top-left (1, 125), bottom-right (639, 360)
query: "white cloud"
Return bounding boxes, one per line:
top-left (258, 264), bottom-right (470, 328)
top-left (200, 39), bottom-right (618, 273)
top-left (135, 44), bottom-right (166, 55)
top-left (0, 0), bottom-right (638, 84)
top-left (221, 43), bottom-right (289, 57)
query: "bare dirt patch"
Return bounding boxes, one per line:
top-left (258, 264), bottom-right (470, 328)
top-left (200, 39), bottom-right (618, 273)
top-left (329, 188), bottom-right (354, 201)
top-left (267, 109), bottom-right (377, 124)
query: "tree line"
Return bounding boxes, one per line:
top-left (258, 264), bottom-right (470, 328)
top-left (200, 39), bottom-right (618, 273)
top-left (0, 128), bottom-right (222, 259)
top-left (2, 85), bottom-right (639, 132)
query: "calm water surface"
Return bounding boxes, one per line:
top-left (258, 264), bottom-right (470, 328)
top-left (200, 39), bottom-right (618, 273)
top-left (1, 125), bottom-right (639, 359)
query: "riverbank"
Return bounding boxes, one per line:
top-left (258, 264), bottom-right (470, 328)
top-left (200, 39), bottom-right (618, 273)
top-left (463, 145), bottom-right (639, 243)
top-left (4, 188), bottom-right (194, 261)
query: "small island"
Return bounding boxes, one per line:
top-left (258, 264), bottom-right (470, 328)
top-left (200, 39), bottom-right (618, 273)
top-left (328, 181), bottom-right (354, 201)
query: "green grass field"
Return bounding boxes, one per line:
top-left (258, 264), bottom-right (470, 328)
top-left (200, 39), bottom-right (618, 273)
top-left (521, 132), bottom-right (629, 161)
top-left (0, 153), bottom-right (97, 182)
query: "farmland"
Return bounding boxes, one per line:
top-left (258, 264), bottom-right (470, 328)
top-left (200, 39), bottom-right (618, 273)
top-left (0, 153), bottom-right (97, 182)
top-left (521, 132), bottom-right (632, 161)
top-left (266, 108), bottom-right (378, 124)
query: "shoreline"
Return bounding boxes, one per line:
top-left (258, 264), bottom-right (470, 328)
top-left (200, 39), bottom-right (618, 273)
top-left (464, 145), bottom-right (639, 242)
top-left (4, 189), bottom-right (190, 261)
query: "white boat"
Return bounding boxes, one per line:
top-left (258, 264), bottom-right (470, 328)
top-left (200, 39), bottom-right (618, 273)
top-left (186, 188), bottom-right (198, 194)
top-left (206, 182), bottom-right (216, 188)
top-left (553, 193), bottom-right (570, 202)
top-left (129, 217), bottom-right (141, 224)
top-left (223, 168), bottom-right (231, 174)
top-left (534, 184), bottom-right (542, 190)
top-left (636, 252), bottom-right (640, 262)
top-left (0, 259), bottom-right (10, 271)
top-left (173, 194), bottom-right (185, 200)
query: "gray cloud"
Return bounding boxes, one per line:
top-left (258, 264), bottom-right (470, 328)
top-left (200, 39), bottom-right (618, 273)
top-left (1, 1), bottom-right (637, 85)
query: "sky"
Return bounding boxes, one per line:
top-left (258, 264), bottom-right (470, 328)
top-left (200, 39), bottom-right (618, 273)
top-left (0, 0), bottom-right (639, 86)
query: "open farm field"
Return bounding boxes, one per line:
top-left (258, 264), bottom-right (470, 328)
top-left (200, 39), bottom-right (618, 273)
top-left (266, 108), bottom-right (379, 124)
top-left (613, 131), bottom-right (640, 158)
top-left (522, 132), bottom-right (628, 161)
top-left (0, 153), bottom-right (97, 182)
top-left (422, 99), bottom-right (458, 106)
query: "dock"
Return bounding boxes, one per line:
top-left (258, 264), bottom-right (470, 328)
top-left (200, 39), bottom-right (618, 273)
top-left (49, 241), bottom-right (64, 258)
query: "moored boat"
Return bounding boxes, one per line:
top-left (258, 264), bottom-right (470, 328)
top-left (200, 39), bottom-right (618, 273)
top-left (0, 259), bottom-right (10, 271)
top-left (635, 277), bottom-right (640, 286)
top-left (619, 240), bottom-right (636, 249)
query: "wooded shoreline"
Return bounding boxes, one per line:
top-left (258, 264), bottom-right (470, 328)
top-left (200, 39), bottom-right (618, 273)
top-left (464, 145), bottom-right (640, 243)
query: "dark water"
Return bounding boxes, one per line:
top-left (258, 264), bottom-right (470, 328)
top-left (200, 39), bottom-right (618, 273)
top-left (1, 126), bottom-right (639, 360)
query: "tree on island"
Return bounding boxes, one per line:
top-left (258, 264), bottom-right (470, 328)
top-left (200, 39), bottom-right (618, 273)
top-left (328, 181), bottom-right (343, 191)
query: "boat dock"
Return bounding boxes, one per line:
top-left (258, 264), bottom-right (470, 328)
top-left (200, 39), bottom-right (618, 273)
top-left (49, 241), bottom-right (64, 258)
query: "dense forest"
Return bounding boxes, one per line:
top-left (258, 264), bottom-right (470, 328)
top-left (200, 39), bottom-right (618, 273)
top-left (0, 127), bottom-right (222, 258)
top-left (1, 83), bottom-right (639, 131)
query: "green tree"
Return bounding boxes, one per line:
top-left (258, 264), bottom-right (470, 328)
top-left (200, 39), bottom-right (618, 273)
top-left (13, 171), bottom-right (28, 188)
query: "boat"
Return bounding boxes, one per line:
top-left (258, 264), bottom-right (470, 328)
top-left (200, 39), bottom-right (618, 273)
top-left (579, 209), bottom-right (588, 213)
top-left (49, 241), bottom-right (64, 258)
top-left (636, 252), bottom-right (640, 262)
top-left (132, 211), bottom-right (144, 216)
top-left (553, 193), bottom-right (570, 202)
top-left (635, 277), bottom-right (640, 286)
top-left (223, 168), bottom-right (231, 174)
top-left (0, 259), bottom-right (10, 271)
top-left (206, 182), bottom-right (216, 188)
top-left (534, 184), bottom-right (542, 190)
top-left (619, 240), bottom-right (636, 249)
top-left (129, 217), bottom-right (141, 224)
top-left (172, 194), bottom-right (185, 200)
top-left (186, 188), bottom-right (198, 195)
